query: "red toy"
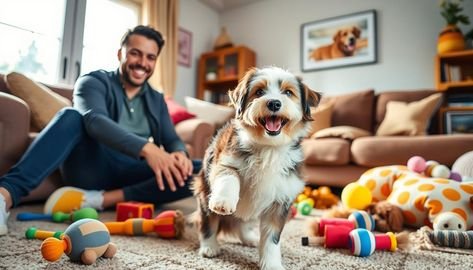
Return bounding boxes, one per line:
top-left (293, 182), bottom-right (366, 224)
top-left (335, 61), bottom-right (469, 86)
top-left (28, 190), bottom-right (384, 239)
top-left (115, 201), bottom-right (154, 221)
top-left (105, 210), bottom-right (184, 239)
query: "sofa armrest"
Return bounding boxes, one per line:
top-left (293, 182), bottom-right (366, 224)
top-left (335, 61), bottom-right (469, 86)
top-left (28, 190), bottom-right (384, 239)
top-left (175, 118), bottom-right (215, 159)
top-left (0, 92), bottom-right (30, 175)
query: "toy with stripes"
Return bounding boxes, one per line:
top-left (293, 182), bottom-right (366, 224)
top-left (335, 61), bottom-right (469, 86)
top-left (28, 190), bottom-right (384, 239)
top-left (418, 226), bottom-right (473, 249)
top-left (308, 210), bottom-right (375, 236)
top-left (104, 210), bottom-right (184, 239)
top-left (25, 227), bottom-right (64, 240)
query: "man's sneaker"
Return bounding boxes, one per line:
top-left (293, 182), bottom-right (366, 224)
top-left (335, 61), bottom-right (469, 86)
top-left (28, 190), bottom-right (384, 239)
top-left (44, 186), bottom-right (104, 214)
top-left (0, 195), bottom-right (9, 236)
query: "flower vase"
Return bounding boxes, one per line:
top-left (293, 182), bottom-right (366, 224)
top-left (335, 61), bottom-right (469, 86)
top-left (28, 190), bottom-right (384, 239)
top-left (437, 25), bottom-right (465, 54)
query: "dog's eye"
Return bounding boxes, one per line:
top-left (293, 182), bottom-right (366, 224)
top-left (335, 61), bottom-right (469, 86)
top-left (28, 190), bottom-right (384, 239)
top-left (283, 90), bottom-right (292, 97)
top-left (255, 89), bottom-right (265, 97)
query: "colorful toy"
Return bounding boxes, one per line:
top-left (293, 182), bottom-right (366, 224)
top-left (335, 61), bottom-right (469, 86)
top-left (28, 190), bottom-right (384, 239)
top-left (17, 208), bottom-right (99, 223)
top-left (302, 225), bottom-right (408, 257)
top-left (295, 186), bottom-right (339, 214)
top-left (347, 165), bottom-right (473, 231)
top-left (41, 218), bottom-right (116, 265)
top-left (407, 156), bottom-right (462, 181)
top-left (115, 201), bottom-right (154, 221)
top-left (418, 226), bottom-right (473, 249)
top-left (25, 227), bottom-right (63, 240)
top-left (309, 211), bottom-right (375, 236)
top-left (341, 182), bottom-right (372, 210)
top-left (105, 210), bottom-right (184, 238)
top-left (297, 201), bottom-right (312, 216)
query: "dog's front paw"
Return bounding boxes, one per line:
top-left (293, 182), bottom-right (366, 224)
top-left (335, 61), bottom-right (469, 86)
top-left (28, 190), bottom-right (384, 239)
top-left (261, 263), bottom-right (285, 270)
top-left (199, 246), bottom-right (221, 258)
top-left (209, 194), bottom-right (237, 215)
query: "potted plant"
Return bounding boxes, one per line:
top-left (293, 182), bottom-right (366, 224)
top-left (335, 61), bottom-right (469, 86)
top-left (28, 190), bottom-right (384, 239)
top-left (437, 0), bottom-right (470, 54)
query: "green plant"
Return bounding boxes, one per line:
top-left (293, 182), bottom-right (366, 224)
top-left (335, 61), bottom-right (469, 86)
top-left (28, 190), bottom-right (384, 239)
top-left (440, 0), bottom-right (470, 26)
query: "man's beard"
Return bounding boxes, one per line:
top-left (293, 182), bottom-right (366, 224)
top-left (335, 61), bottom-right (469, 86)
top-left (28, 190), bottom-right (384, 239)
top-left (123, 66), bottom-right (152, 87)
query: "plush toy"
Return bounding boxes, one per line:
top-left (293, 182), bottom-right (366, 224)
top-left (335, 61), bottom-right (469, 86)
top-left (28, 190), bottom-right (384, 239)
top-left (343, 165), bottom-right (473, 232)
top-left (41, 218), bottom-right (116, 265)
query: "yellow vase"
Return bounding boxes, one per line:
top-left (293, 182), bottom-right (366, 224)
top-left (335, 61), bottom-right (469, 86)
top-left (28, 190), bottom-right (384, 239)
top-left (437, 25), bottom-right (465, 54)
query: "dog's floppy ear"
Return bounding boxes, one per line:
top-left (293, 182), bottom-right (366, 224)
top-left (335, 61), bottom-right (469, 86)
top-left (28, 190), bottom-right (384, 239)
top-left (333, 30), bottom-right (342, 42)
top-left (297, 77), bottom-right (321, 121)
top-left (352, 26), bottom-right (361, 38)
top-left (229, 67), bottom-right (257, 119)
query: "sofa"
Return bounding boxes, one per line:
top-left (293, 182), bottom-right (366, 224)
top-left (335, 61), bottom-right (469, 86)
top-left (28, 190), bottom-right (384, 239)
top-left (0, 73), bottom-right (215, 202)
top-left (301, 89), bottom-right (473, 188)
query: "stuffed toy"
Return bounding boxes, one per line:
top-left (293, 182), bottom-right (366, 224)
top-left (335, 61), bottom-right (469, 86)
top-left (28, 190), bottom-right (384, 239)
top-left (339, 164), bottom-right (473, 232)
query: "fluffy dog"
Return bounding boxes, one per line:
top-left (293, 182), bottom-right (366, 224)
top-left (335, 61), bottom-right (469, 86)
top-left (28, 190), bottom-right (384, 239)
top-left (192, 67), bottom-right (320, 270)
top-left (310, 26), bottom-right (361, 61)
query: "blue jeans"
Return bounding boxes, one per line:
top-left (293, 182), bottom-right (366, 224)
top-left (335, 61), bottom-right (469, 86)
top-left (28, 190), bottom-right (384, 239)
top-left (0, 108), bottom-right (201, 207)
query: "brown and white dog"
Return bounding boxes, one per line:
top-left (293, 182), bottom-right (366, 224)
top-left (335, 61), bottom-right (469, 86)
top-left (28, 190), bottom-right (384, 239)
top-left (192, 67), bottom-right (320, 270)
top-left (310, 26), bottom-right (361, 61)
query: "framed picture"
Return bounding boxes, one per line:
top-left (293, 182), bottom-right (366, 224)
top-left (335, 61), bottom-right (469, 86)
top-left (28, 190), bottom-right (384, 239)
top-left (301, 10), bottom-right (377, 72)
top-left (178, 27), bottom-right (192, 67)
top-left (445, 110), bottom-right (473, 134)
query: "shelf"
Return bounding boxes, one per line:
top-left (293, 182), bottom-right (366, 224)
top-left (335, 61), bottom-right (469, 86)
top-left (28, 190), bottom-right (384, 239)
top-left (204, 77), bottom-right (238, 85)
top-left (437, 80), bottom-right (473, 91)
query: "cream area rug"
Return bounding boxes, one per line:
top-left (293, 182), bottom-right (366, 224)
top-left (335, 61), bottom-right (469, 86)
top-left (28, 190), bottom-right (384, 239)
top-left (1, 197), bottom-right (473, 270)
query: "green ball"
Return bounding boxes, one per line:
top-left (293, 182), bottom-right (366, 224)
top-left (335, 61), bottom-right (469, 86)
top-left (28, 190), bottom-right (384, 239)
top-left (297, 201), bottom-right (312, 216)
top-left (25, 227), bottom-right (37, 239)
top-left (72, 208), bottom-right (99, 221)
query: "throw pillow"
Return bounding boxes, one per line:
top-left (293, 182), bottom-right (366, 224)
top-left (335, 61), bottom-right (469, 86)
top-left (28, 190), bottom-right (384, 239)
top-left (308, 101), bottom-right (333, 136)
top-left (184, 96), bottom-right (235, 128)
top-left (165, 97), bottom-right (196, 125)
top-left (376, 93), bottom-right (442, 136)
top-left (5, 72), bottom-right (72, 131)
top-left (311, 126), bottom-right (372, 140)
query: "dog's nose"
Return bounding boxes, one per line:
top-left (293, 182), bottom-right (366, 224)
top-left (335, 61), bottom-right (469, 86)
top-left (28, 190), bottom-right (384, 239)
top-left (267, 99), bottom-right (281, 112)
top-left (349, 37), bottom-right (355, 45)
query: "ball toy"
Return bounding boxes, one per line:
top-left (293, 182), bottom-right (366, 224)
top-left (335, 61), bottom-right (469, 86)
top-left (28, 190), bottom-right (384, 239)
top-left (449, 171), bottom-right (462, 182)
top-left (348, 228), bottom-right (376, 257)
top-left (41, 218), bottom-right (116, 264)
top-left (431, 164), bottom-right (450, 178)
top-left (407, 156), bottom-right (426, 173)
top-left (433, 212), bottom-right (467, 231)
top-left (341, 183), bottom-right (372, 210)
top-left (297, 201), bottom-right (312, 216)
top-left (348, 211), bottom-right (375, 231)
top-left (424, 160), bottom-right (439, 176)
top-left (301, 198), bottom-right (315, 208)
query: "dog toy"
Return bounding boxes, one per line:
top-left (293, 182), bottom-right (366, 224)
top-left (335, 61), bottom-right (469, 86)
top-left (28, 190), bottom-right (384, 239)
top-left (297, 186), bottom-right (339, 210)
top-left (41, 218), bottom-right (116, 265)
top-left (302, 226), bottom-right (408, 257)
top-left (104, 210), bottom-right (184, 238)
top-left (115, 201), bottom-right (154, 221)
top-left (17, 208), bottom-right (99, 223)
top-left (341, 182), bottom-right (372, 210)
top-left (309, 210), bottom-right (375, 236)
top-left (407, 156), bottom-right (461, 181)
top-left (417, 226), bottom-right (473, 249)
top-left (25, 227), bottom-right (63, 240)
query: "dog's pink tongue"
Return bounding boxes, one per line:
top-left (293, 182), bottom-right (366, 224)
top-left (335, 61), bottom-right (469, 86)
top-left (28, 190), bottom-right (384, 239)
top-left (265, 117), bottom-right (282, 131)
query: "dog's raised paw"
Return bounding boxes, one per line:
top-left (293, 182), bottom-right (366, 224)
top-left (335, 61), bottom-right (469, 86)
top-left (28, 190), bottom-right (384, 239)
top-left (199, 246), bottom-right (221, 257)
top-left (209, 195), bottom-right (237, 215)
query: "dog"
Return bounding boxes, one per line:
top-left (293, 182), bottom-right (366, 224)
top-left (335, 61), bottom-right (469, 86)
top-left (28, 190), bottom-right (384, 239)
top-left (310, 26), bottom-right (361, 61)
top-left (192, 67), bottom-right (320, 270)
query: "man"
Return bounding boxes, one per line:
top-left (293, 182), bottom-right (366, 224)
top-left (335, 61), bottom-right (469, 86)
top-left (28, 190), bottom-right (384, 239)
top-left (0, 25), bottom-right (199, 235)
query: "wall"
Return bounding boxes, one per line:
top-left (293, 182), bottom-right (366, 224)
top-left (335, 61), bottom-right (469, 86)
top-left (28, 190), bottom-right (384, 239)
top-left (176, 0), bottom-right (220, 104)
top-left (212, 0), bottom-right (473, 96)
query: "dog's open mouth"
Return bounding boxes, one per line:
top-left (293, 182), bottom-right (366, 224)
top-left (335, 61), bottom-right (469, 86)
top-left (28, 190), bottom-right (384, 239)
top-left (259, 115), bottom-right (288, 136)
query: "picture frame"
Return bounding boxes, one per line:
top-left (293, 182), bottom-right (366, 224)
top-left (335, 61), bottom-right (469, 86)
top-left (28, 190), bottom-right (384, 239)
top-left (178, 27), bottom-right (192, 67)
top-left (445, 110), bottom-right (473, 134)
top-left (301, 10), bottom-right (377, 72)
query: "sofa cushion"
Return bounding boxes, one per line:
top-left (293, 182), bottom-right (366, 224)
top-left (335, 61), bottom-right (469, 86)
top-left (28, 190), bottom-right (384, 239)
top-left (312, 126), bottom-right (372, 140)
top-left (308, 101), bottom-right (333, 136)
top-left (375, 90), bottom-right (438, 130)
top-left (185, 96), bottom-right (234, 129)
top-left (302, 138), bottom-right (351, 165)
top-left (165, 97), bottom-right (196, 125)
top-left (5, 72), bottom-right (72, 131)
top-left (322, 89), bottom-right (375, 132)
top-left (376, 93), bottom-right (442, 136)
top-left (351, 134), bottom-right (473, 167)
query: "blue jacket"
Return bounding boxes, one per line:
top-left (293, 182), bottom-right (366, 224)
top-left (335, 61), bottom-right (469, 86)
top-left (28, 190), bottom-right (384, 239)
top-left (73, 69), bottom-right (187, 159)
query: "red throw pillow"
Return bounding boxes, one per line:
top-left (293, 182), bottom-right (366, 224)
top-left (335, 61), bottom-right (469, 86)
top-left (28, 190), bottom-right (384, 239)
top-left (165, 97), bottom-right (196, 124)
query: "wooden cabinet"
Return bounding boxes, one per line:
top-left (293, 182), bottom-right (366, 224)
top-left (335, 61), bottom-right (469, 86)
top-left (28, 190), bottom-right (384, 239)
top-left (197, 46), bottom-right (256, 104)
top-left (434, 49), bottom-right (473, 133)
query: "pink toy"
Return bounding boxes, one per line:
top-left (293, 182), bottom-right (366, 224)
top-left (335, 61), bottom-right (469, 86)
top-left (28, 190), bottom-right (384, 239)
top-left (116, 201), bottom-right (154, 221)
top-left (309, 211), bottom-right (374, 236)
top-left (407, 156), bottom-right (426, 173)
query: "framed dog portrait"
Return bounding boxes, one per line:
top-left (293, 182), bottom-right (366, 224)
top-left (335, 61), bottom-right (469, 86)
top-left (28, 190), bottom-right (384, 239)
top-left (178, 27), bottom-right (192, 67)
top-left (301, 10), bottom-right (377, 72)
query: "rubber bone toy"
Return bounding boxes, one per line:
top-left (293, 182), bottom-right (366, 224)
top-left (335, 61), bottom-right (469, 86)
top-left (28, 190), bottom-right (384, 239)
top-left (41, 218), bottom-right (116, 265)
top-left (104, 210), bottom-right (184, 238)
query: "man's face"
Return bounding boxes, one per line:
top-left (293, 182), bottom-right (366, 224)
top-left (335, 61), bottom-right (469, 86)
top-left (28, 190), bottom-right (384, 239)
top-left (118, 34), bottom-right (159, 88)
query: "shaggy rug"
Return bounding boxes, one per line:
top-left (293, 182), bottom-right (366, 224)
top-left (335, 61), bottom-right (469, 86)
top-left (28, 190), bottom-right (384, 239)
top-left (1, 197), bottom-right (473, 270)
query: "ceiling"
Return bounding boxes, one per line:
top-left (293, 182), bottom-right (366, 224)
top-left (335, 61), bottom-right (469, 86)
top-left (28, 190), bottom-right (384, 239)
top-left (198, 0), bottom-right (265, 12)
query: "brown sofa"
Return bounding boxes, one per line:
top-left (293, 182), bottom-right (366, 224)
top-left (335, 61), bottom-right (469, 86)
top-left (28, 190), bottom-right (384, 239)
top-left (302, 89), bottom-right (473, 188)
top-left (0, 73), bottom-right (215, 201)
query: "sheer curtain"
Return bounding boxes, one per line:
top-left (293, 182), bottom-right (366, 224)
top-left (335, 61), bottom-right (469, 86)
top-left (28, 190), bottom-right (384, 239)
top-left (141, 0), bottom-right (179, 97)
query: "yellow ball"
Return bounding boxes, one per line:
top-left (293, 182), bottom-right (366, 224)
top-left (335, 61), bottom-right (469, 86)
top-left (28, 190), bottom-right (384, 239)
top-left (341, 183), bottom-right (372, 210)
top-left (296, 194), bottom-right (308, 203)
top-left (301, 198), bottom-right (315, 208)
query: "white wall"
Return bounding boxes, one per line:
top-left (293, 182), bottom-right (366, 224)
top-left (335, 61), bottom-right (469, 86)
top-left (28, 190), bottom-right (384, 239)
top-left (212, 0), bottom-right (473, 96)
top-left (175, 0), bottom-right (220, 104)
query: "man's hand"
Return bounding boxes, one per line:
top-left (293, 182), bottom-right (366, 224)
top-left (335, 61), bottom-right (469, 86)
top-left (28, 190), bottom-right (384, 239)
top-left (170, 151), bottom-right (193, 179)
top-left (140, 143), bottom-right (184, 191)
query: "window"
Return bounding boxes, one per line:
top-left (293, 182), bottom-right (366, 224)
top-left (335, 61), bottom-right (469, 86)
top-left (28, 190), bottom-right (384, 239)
top-left (0, 0), bottom-right (140, 85)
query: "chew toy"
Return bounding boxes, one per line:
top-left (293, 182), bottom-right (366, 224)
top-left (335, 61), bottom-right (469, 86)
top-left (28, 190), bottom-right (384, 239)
top-left (17, 208), bottom-right (98, 223)
top-left (104, 210), bottom-right (184, 238)
top-left (310, 211), bottom-right (375, 236)
top-left (25, 227), bottom-right (63, 240)
top-left (41, 218), bottom-right (116, 265)
top-left (420, 226), bottom-right (473, 249)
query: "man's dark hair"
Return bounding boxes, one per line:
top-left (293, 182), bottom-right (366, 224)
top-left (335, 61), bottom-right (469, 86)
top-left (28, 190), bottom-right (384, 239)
top-left (120, 25), bottom-right (165, 52)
